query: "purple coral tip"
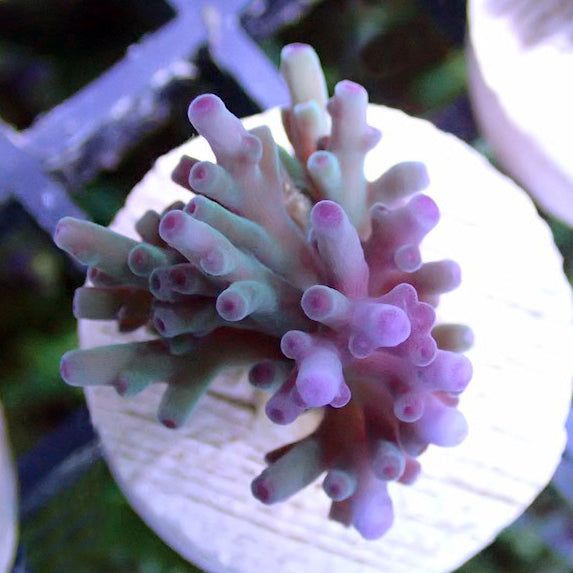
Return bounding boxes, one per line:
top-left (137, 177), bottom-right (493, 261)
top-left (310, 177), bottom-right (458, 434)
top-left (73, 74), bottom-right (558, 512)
top-left (394, 393), bottom-right (425, 423)
top-left (311, 200), bottom-right (344, 229)
top-left (251, 476), bottom-right (273, 504)
top-left (59, 354), bottom-right (72, 384)
top-left (280, 330), bottom-right (312, 360)
top-left (248, 362), bottom-right (274, 389)
top-left (323, 470), bottom-right (356, 501)
top-left (188, 162), bottom-right (209, 188)
top-left (159, 210), bottom-right (184, 239)
top-left (302, 289), bottom-right (329, 316)
top-left (281, 43), bottom-right (309, 56)
top-left (216, 291), bottom-right (246, 321)
top-left (188, 93), bottom-right (220, 120)
top-left (336, 79), bottom-right (366, 95)
top-left (411, 194), bottom-right (440, 229)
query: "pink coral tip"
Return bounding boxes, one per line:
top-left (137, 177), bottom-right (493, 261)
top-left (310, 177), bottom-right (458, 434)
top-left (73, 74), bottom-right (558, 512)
top-left (59, 354), bottom-right (72, 383)
top-left (311, 200), bottom-right (344, 229)
top-left (160, 418), bottom-right (177, 429)
top-left (159, 210), bottom-right (184, 239)
top-left (188, 94), bottom-right (220, 119)
top-left (251, 476), bottom-right (273, 504)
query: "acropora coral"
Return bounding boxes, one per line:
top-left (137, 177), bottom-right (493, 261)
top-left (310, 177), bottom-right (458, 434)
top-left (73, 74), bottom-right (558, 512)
top-left (55, 43), bottom-right (473, 540)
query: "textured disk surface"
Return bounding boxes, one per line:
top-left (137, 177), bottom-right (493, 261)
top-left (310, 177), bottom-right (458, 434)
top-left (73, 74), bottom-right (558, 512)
top-left (0, 404), bottom-right (17, 573)
top-left (468, 0), bottom-right (573, 226)
top-left (82, 106), bottom-right (573, 573)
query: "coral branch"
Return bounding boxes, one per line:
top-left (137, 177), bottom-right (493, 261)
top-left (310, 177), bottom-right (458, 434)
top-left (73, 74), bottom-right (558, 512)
top-left (56, 42), bottom-right (473, 540)
top-left (310, 200), bottom-right (369, 297)
top-left (368, 161), bottom-right (430, 208)
top-left (280, 43), bottom-right (329, 164)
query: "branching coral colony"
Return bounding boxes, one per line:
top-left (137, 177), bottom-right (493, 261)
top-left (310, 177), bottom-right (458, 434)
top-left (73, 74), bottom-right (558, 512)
top-left (55, 44), bottom-right (473, 540)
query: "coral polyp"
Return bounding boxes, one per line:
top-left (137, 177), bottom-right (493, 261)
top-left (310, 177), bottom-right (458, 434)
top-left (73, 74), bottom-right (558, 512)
top-left (55, 43), bottom-right (472, 539)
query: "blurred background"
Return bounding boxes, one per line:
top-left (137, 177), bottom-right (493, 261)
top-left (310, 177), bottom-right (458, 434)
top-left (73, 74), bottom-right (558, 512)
top-left (0, 0), bottom-right (572, 571)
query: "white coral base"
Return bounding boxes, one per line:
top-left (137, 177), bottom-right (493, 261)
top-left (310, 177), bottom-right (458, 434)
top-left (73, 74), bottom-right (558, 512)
top-left (81, 106), bottom-right (573, 573)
